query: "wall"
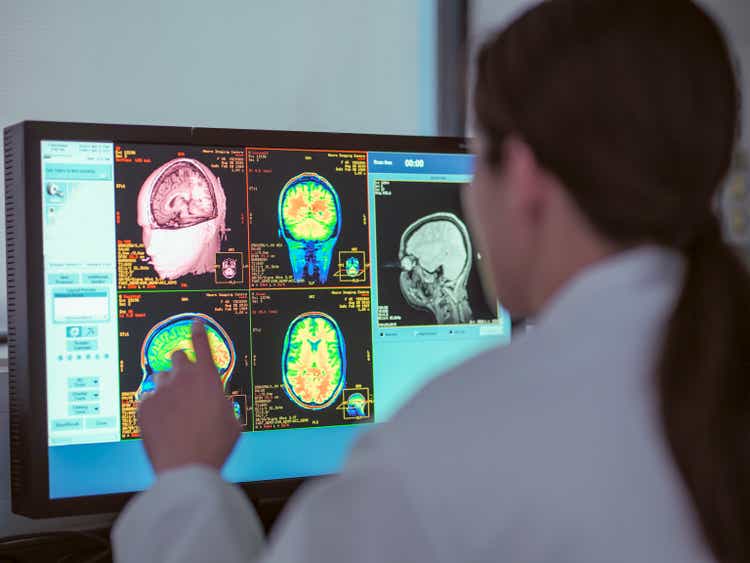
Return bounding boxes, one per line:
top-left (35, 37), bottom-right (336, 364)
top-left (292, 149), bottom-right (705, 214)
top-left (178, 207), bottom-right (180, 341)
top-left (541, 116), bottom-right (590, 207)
top-left (0, 0), bottom-right (437, 534)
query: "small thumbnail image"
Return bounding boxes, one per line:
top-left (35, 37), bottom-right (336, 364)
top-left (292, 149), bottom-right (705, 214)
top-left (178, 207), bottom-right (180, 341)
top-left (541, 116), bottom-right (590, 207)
top-left (117, 290), bottom-right (251, 439)
top-left (216, 252), bottom-right (244, 284)
top-left (374, 180), bottom-right (498, 328)
top-left (250, 287), bottom-right (374, 430)
top-left (115, 143), bottom-right (248, 291)
top-left (247, 148), bottom-right (370, 288)
top-left (338, 387), bottom-right (372, 421)
top-left (231, 394), bottom-right (249, 428)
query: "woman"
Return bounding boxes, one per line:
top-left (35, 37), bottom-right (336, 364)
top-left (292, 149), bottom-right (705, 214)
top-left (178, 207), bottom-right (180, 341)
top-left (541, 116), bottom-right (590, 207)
top-left (114, 1), bottom-right (745, 561)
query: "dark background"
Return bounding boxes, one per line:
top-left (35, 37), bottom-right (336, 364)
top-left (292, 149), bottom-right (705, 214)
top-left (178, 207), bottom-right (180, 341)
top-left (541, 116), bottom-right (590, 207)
top-left (115, 143), bottom-right (249, 291)
top-left (117, 290), bottom-right (252, 396)
top-left (374, 180), bottom-right (497, 327)
top-left (250, 288), bottom-right (374, 430)
top-left (247, 148), bottom-right (370, 288)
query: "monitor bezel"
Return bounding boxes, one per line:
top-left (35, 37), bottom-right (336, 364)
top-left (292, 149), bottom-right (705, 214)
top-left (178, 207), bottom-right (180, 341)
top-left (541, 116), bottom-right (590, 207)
top-left (5, 120), bottom-right (469, 518)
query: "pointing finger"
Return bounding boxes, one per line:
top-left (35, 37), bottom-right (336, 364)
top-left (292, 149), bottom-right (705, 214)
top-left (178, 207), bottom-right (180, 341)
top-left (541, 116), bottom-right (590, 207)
top-left (191, 319), bottom-right (216, 372)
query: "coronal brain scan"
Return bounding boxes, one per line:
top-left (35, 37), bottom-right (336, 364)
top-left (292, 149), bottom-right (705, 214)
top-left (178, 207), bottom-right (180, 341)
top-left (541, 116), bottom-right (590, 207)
top-left (281, 312), bottom-right (346, 410)
top-left (135, 312), bottom-right (236, 401)
top-left (399, 212), bottom-right (473, 325)
top-left (278, 173), bottom-right (341, 284)
top-left (345, 256), bottom-right (361, 278)
top-left (137, 158), bottom-right (227, 280)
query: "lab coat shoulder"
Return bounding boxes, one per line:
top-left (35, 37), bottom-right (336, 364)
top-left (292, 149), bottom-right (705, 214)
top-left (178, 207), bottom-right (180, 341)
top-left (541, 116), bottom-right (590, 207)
top-left (262, 343), bottom-right (535, 563)
top-left (112, 465), bottom-right (265, 563)
top-left (328, 301), bottom-right (694, 562)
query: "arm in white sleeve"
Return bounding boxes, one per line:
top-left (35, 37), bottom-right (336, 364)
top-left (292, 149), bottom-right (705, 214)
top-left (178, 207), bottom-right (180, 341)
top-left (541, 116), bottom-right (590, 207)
top-left (112, 465), bottom-right (265, 563)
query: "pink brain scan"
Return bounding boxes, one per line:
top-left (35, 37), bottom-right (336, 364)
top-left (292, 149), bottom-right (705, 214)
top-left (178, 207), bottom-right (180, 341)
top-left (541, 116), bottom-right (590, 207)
top-left (137, 158), bottom-right (227, 280)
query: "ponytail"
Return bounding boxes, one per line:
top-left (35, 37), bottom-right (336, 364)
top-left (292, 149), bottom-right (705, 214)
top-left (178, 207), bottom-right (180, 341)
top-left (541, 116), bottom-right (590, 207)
top-left (658, 221), bottom-right (750, 562)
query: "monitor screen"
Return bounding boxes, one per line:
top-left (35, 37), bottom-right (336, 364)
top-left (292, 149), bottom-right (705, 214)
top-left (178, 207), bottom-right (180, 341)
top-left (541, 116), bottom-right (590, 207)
top-left (7, 123), bottom-right (511, 513)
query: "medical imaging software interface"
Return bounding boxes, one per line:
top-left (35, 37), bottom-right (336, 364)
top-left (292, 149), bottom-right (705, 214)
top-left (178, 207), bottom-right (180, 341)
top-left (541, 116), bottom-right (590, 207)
top-left (40, 140), bottom-right (511, 499)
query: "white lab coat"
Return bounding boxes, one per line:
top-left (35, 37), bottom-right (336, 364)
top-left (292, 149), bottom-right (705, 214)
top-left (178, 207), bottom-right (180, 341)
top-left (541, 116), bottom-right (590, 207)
top-left (113, 246), bottom-right (714, 563)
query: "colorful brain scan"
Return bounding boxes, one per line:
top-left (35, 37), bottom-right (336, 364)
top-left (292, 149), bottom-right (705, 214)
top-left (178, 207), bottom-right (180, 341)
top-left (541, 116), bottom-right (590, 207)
top-left (137, 158), bottom-right (227, 280)
top-left (278, 173), bottom-right (341, 283)
top-left (345, 256), bottom-right (361, 278)
top-left (346, 392), bottom-right (367, 417)
top-left (281, 312), bottom-right (346, 410)
top-left (399, 212), bottom-right (474, 325)
top-left (135, 313), bottom-right (236, 401)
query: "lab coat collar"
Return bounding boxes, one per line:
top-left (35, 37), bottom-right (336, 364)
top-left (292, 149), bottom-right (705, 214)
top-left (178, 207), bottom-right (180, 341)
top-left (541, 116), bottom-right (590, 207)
top-left (534, 245), bottom-right (685, 329)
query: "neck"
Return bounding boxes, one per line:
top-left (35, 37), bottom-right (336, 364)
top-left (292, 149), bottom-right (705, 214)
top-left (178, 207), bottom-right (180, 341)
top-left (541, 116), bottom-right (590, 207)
top-left (530, 227), bottom-right (619, 315)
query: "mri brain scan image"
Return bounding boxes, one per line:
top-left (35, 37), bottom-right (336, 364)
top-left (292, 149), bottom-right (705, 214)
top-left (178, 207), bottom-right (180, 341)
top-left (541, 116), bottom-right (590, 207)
top-left (399, 212), bottom-right (474, 325)
top-left (221, 257), bottom-right (238, 280)
top-left (278, 173), bottom-right (341, 284)
top-left (346, 392), bottom-right (367, 417)
top-left (137, 158), bottom-right (227, 280)
top-left (135, 313), bottom-right (236, 401)
top-left (281, 312), bottom-right (346, 410)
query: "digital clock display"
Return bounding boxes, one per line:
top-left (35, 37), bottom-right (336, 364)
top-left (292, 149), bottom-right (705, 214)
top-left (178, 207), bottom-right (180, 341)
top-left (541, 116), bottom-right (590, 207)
top-left (404, 158), bottom-right (425, 168)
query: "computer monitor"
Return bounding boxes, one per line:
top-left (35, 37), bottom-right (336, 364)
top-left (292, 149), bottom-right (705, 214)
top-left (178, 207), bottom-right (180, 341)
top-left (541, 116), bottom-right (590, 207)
top-left (3, 121), bottom-right (511, 517)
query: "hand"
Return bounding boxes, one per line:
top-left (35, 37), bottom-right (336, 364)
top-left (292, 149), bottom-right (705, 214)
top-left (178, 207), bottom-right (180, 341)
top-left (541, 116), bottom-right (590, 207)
top-left (137, 320), bottom-right (241, 474)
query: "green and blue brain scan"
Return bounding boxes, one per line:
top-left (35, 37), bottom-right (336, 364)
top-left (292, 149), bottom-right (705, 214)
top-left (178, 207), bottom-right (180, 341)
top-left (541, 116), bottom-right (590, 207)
top-left (346, 392), bottom-right (367, 417)
top-left (278, 173), bottom-right (341, 283)
top-left (281, 312), bottom-right (346, 410)
top-left (345, 256), bottom-right (361, 278)
top-left (135, 313), bottom-right (236, 401)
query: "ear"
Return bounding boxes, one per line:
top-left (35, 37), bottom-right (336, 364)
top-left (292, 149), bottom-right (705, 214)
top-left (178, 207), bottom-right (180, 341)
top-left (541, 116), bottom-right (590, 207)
top-left (501, 136), bottom-right (547, 221)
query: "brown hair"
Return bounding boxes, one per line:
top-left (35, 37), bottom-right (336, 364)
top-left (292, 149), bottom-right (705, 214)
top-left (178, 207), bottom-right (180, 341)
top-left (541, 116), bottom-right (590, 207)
top-left (474, 0), bottom-right (747, 560)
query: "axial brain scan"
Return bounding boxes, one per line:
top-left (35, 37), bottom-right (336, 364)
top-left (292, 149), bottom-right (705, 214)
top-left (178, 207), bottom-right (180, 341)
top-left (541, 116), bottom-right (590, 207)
top-left (137, 158), bottom-right (227, 280)
top-left (278, 173), bottom-right (341, 284)
top-left (135, 313), bottom-right (236, 401)
top-left (399, 212), bottom-right (474, 325)
top-left (281, 312), bottom-right (346, 410)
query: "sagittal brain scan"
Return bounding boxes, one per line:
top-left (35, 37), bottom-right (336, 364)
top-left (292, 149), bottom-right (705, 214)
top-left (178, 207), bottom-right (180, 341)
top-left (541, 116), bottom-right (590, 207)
top-left (135, 312), bottom-right (236, 401)
top-left (399, 212), bottom-right (473, 325)
top-left (115, 144), bottom-right (247, 291)
top-left (374, 180), bottom-right (499, 328)
top-left (250, 288), bottom-right (374, 430)
top-left (346, 392), bottom-right (367, 417)
top-left (281, 312), bottom-right (346, 410)
top-left (117, 290), bottom-right (251, 439)
top-left (278, 173), bottom-right (341, 284)
top-left (247, 148), bottom-right (370, 288)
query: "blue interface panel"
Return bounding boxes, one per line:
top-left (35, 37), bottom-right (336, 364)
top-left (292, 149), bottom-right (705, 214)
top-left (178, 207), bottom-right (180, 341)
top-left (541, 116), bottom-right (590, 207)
top-left (41, 141), bottom-right (510, 498)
